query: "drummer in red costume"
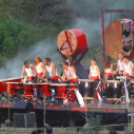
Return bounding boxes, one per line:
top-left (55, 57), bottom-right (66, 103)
top-left (104, 56), bottom-right (114, 79)
top-left (43, 58), bottom-right (58, 102)
top-left (43, 58), bottom-right (58, 83)
top-left (61, 62), bottom-right (84, 107)
top-left (35, 56), bottom-right (45, 77)
top-left (123, 56), bottom-right (133, 103)
top-left (21, 61), bottom-right (38, 82)
top-left (115, 52), bottom-right (124, 75)
top-left (21, 61), bottom-right (38, 101)
top-left (66, 59), bottom-right (76, 72)
top-left (103, 56), bottom-right (115, 98)
top-left (89, 58), bottom-right (102, 101)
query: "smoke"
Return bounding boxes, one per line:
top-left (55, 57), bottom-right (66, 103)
top-left (0, 39), bottom-right (63, 79)
top-left (65, 0), bottom-right (134, 69)
top-left (1, 0), bottom-right (134, 78)
top-left (66, 0), bottom-right (134, 46)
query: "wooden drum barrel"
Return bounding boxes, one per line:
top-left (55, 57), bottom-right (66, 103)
top-left (58, 29), bottom-right (88, 56)
top-left (7, 82), bottom-right (21, 95)
top-left (104, 18), bottom-right (134, 60)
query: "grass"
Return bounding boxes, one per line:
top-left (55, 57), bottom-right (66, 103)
top-left (0, 114), bottom-right (134, 134)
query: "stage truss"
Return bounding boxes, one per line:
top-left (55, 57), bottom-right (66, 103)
top-left (101, 9), bottom-right (134, 63)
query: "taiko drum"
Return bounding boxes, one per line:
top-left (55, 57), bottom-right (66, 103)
top-left (67, 84), bottom-right (77, 102)
top-left (41, 83), bottom-right (51, 97)
top-left (104, 18), bottom-right (134, 60)
top-left (58, 29), bottom-right (88, 56)
top-left (55, 84), bottom-right (67, 98)
top-left (24, 84), bottom-right (34, 98)
top-left (7, 83), bottom-right (20, 95)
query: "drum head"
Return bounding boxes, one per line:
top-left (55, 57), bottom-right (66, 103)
top-left (40, 82), bottom-right (51, 85)
top-left (104, 19), bottom-right (133, 60)
top-left (58, 30), bottom-right (77, 56)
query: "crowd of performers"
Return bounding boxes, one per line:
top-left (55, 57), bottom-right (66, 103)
top-left (21, 57), bottom-right (84, 107)
top-left (21, 52), bottom-right (134, 107)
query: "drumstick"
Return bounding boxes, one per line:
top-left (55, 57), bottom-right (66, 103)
top-left (95, 80), bottom-right (102, 99)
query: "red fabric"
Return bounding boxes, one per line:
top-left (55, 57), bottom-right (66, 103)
top-left (119, 70), bottom-right (123, 73)
top-left (38, 72), bottom-right (43, 77)
top-left (51, 76), bottom-right (58, 80)
top-left (91, 76), bottom-right (99, 80)
top-left (104, 73), bottom-right (112, 76)
top-left (94, 90), bottom-right (98, 99)
top-left (70, 78), bottom-right (78, 83)
top-left (27, 76), bottom-right (34, 79)
top-left (125, 75), bottom-right (131, 77)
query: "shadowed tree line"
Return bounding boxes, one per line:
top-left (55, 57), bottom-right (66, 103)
top-left (1, 0), bottom-right (134, 66)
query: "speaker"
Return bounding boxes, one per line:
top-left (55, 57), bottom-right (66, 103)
top-left (14, 113), bottom-right (25, 127)
top-left (25, 112), bottom-right (36, 127)
top-left (14, 101), bottom-right (34, 113)
top-left (14, 112), bottom-right (36, 128)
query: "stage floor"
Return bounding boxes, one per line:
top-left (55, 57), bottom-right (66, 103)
top-left (35, 99), bottom-right (131, 114)
top-left (0, 98), bottom-right (132, 114)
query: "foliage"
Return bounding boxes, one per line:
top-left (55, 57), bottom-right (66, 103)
top-left (0, 16), bottom-right (48, 65)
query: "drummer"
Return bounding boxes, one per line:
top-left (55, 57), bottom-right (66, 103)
top-left (21, 61), bottom-right (38, 83)
top-left (61, 62), bottom-right (84, 107)
top-left (34, 56), bottom-right (45, 101)
top-left (66, 59), bottom-right (76, 72)
top-left (43, 58), bottom-right (58, 83)
top-left (115, 52), bottom-right (124, 75)
top-left (43, 58), bottom-right (58, 102)
top-left (89, 58), bottom-right (102, 101)
top-left (103, 56), bottom-right (115, 98)
top-left (123, 56), bottom-right (133, 103)
top-left (35, 56), bottom-right (45, 77)
top-left (21, 61), bottom-right (38, 101)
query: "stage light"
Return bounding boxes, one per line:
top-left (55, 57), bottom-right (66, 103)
top-left (122, 28), bottom-right (131, 37)
top-left (122, 44), bottom-right (132, 52)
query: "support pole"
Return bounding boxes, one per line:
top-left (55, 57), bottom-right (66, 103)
top-left (8, 93), bottom-right (10, 121)
top-left (131, 95), bottom-right (133, 132)
top-left (43, 95), bottom-right (46, 124)
top-left (101, 10), bottom-right (105, 64)
top-left (84, 95), bottom-right (88, 124)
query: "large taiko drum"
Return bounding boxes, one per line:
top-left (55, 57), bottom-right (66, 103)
top-left (58, 29), bottom-right (88, 56)
top-left (50, 83), bottom-right (68, 98)
top-left (24, 84), bottom-right (34, 98)
top-left (104, 18), bottom-right (134, 60)
top-left (7, 82), bottom-right (20, 95)
top-left (41, 83), bottom-right (51, 97)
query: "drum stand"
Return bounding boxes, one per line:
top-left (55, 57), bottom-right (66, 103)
top-left (115, 96), bottom-right (126, 104)
top-left (115, 78), bottom-right (130, 105)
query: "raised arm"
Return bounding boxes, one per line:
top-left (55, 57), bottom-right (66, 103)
top-left (52, 64), bottom-right (56, 78)
top-left (96, 66), bottom-right (101, 79)
top-left (89, 67), bottom-right (91, 79)
top-left (21, 66), bottom-right (25, 78)
top-left (115, 60), bottom-right (119, 74)
top-left (42, 66), bottom-right (47, 78)
top-left (123, 64), bottom-right (126, 76)
top-left (110, 63), bottom-right (114, 75)
top-left (129, 62), bottom-right (134, 76)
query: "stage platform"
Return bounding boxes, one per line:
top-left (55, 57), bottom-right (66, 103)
top-left (36, 101), bottom-right (128, 113)
top-left (0, 100), bottom-right (131, 130)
